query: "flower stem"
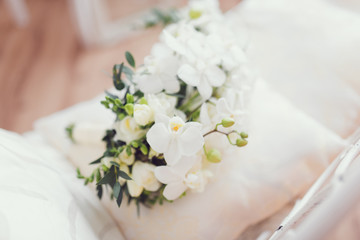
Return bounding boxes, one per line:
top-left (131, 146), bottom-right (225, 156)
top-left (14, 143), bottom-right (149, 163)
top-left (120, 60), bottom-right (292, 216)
top-left (179, 91), bottom-right (200, 111)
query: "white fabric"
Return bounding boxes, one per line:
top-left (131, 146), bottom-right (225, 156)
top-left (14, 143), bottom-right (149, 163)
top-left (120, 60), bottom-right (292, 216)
top-left (0, 129), bottom-right (125, 240)
top-left (227, 0), bottom-right (360, 138)
top-left (33, 80), bottom-right (345, 239)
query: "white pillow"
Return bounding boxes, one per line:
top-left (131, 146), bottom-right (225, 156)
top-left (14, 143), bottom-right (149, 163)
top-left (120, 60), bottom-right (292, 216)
top-left (228, 0), bottom-right (360, 137)
top-left (0, 129), bottom-right (124, 240)
top-left (34, 80), bottom-right (345, 239)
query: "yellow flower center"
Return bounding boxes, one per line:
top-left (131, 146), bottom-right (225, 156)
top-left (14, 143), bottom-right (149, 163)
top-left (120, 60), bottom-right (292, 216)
top-left (170, 122), bottom-right (183, 132)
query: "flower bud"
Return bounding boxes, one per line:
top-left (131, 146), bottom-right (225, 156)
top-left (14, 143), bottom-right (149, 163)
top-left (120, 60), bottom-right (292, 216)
top-left (126, 93), bottom-right (134, 104)
top-left (189, 10), bottom-right (202, 19)
top-left (236, 138), bottom-right (248, 147)
top-left (221, 118), bottom-right (235, 128)
top-left (240, 132), bottom-right (248, 139)
top-left (206, 148), bottom-right (222, 163)
top-left (124, 103), bottom-right (134, 115)
top-left (133, 104), bottom-right (154, 126)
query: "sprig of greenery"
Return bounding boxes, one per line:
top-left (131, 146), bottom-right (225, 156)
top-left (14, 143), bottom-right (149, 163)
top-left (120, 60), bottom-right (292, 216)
top-left (144, 8), bottom-right (179, 28)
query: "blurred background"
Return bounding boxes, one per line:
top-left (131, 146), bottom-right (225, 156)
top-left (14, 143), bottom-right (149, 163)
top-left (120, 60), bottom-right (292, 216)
top-left (0, 0), bottom-right (240, 133)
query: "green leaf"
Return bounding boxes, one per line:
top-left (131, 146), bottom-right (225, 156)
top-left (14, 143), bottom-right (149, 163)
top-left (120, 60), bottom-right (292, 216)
top-left (96, 169), bottom-right (101, 182)
top-left (125, 51), bottom-right (135, 68)
top-left (90, 155), bottom-right (103, 165)
top-left (96, 185), bottom-right (103, 199)
top-left (140, 144), bottom-right (148, 155)
top-left (122, 65), bottom-right (133, 81)
top-left (110, 161), bottom-right (120, 168)
top-left (126, 146), bottom-right (132, 156)
top-left (65, 124), bottom-right (75, 143)
top-left (118, 170), bottom-right (132, 180)
top-left (113, 182), bottom-right (121, 199)
top-left (113, 63), bottom-right (125, 90)
top-left (97, 168), bottom-right (116, 185)
top-left (116, 187), bottom-right (123, 207)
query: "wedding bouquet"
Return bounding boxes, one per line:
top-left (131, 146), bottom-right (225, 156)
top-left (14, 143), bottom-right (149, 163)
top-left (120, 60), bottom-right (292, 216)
top-left (70, 0), bottom-right (253, 212)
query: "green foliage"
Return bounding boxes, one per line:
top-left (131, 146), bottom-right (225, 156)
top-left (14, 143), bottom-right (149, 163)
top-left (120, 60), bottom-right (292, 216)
top-left (65, 124), bottom-right (75, 143)
top-left (125, 51), bottom-right (136, 68)
top-left (144, 8), bottom-right (179, 28)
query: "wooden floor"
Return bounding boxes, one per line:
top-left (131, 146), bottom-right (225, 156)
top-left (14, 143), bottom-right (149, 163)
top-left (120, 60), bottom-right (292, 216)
top-left (0, 0), bottom-right (241, 133)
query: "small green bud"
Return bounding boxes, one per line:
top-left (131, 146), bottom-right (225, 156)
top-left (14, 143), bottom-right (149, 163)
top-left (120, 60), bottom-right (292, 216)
top-left (221, 118), bottom-right (235, 128)
top-left (139, 97), bottom-right (147, 105)
top-left (189, 10), bottom-right (202, 19)
top-left (236, 138), bottom-right (248, 147)
top-left (126, 93), bottom-right (134, 104)
top-left (124, 103), bottom-right (134, 115)
top-left (240, 132), bottom-right (248, 139)
top-left (131, 141), bottom-right (139, 148)
top-left (140, 144), bottom-right (148, 155)
top-left (102, 165), bottom-right (109, 171)
top-left (114, 98), bottom-right (122, 106)
top-left (206, 148), bottom-right (222, 163)
top-left (101, 100), bottom-right (110, 108)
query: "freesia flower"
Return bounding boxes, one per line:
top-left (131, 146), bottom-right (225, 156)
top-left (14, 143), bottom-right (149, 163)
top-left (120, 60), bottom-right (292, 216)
top-left (154, 155), bottom-right (212, 200)
top-left (113, 116), bottom-right (146, 144)
top-left (127, 161), bottom-right (161, 197)
top-left (146, 115), bottom-right (204, 166)
top-left (133, 104), bottom-right (154, 126)
top-left (146, 93), bottom-right (177, 118)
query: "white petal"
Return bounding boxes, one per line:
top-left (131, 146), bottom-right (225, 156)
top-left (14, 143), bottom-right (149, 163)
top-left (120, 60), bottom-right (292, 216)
top-left (162, 77), bottom-right (180, 94)
top-left (144, 180), bottom-right (162, 192)
top-left (216, 98), bottom-right (232, 115)
top-left (162, 30), bottom-right (188, 56)
top-left (127, 181), bottom-right (143, 197)
top-left (204, 66), bottom-right (226, 87)
top-left (200, 103), bottom-right (212, 126)
top-left (138, 75), bottom-right (163, 93)
top-left (179, 126), bottom-right (204, 156)
top-left (197, 79), bottom-right (213, 100)
top-left (154, 114), bottom-right (170, 125)
top-left (164, 138), bottom-right (182, 166)
top-left (154, 166), bottom-right (182, 184)
top-left (163, 182), bottom-right (188, 201)
top-left (178, 64), bottom-right (200, 86)
top-left (173, 155), bottom-right (198, 177)
top-left (146, 123), bottom-right (171, 153)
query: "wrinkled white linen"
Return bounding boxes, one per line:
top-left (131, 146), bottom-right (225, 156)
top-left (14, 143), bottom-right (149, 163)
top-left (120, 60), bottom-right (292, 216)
top-left (34, 80), bottom-right (345, 239)
top-left (227, 0), bottom-right (360, 137)
top-left (0, 129), bottom-right (125, 240)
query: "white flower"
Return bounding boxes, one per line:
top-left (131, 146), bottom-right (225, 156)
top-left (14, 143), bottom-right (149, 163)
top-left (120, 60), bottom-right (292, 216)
top-left (146, 115), bottom-right (204, 166)
top-left (127, 161), bottom-right (161, 197)
top-left (119, 148), bottom-right (135, 165)
top-left (154, 155), bottom-right (212, 200)
top-left (134, 104), bottom-right (154, 126)
top-left (135, 43), bottom-right (180, 94)
top-left (72, 122), bottom-right (108, 146)
top-left (146, 93), bottom-right (177, 118)
top-left (101, 157), bottom-right (113, 168)
top-left (163, 26), bottom-right (226, 100)
top-left (113, 116), bottom-right (146, 144)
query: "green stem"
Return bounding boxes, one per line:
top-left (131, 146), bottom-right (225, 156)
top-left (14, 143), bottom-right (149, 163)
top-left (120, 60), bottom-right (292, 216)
top-left (179, 92), bottom-right (200, 111)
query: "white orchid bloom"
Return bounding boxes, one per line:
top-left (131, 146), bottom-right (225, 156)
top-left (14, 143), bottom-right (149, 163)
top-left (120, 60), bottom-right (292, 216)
top-left (113, 116), bottom-right (146, 144)
top-left (154, 155), bottom-right (212, 200)
top-left (135, 43), bottom-right (180, 94)
top-left (146, 115), bottom-right (204, 166)
top-left (163, 26), bottom-right (226, 100)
